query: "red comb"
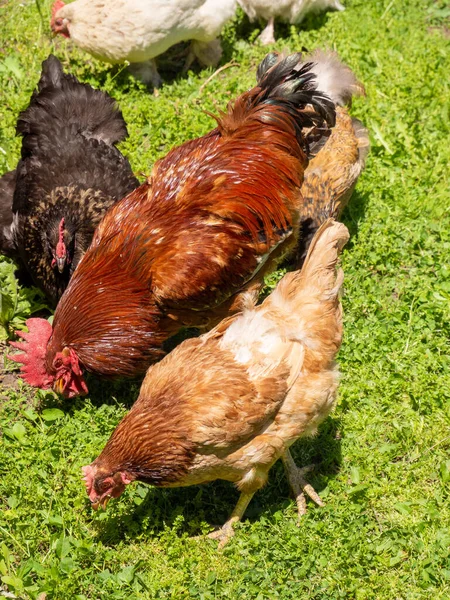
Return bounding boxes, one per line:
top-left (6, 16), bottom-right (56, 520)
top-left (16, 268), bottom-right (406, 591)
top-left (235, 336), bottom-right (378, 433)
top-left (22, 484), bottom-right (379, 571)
top-left (8, 318), bottom-right (54, 388)
top-left (82, 465), bottom-right (97, 501)
top-left (52, 0), bottom-right (65, 17)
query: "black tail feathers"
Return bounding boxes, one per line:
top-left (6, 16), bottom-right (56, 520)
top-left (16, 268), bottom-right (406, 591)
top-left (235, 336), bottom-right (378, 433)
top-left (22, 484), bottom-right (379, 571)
top-left (17, 54), bottom-right (128, 153)
top-left (37, 54), bottom-right (68, 92)
top-left (256, 51), bottom-right (336, 130)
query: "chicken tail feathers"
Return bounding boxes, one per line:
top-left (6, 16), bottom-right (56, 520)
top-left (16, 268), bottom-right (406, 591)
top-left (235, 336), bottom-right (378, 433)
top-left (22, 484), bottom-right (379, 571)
top-left (257, 53), bottom-right (336, 127)
top-left (305, 49), bottom-right (365, 107)
top-left (217, 52), bottom-right (336, 151)
top-left (37, 54), bottom-right (67, 91)
top-left (17, 54), bottom-right (129, 151)
top-left (256, 48), bottom-right (365, 112)
top-left (299, 218), bottom-right (349, 288)
top-left (273, 219), bottom-right (349, 307)
top-left (266, 219), bottom-right (349, 358)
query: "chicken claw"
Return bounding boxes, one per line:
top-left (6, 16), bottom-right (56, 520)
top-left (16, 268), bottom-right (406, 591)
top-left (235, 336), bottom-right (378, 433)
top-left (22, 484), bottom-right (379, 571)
top-left (207, 522), bottom-right (236, 548)
top-left (207, 491), bottom-right (254, 548)
top-left (282, 450), bottom-right (324, 520)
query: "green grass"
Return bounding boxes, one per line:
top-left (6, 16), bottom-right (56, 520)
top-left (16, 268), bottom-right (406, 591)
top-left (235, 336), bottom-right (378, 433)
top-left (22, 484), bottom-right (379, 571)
top-left (1, 0), bottom-right (450, 598)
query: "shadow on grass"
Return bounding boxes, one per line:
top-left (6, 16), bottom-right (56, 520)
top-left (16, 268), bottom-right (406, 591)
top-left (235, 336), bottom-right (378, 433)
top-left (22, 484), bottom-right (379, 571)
top-left (275, 11), bottom-right (331, 43)
top-left (91, 416), bottom-right (343, 546)
top-left (222, 9), bottom-right (332, 58)
top-left (40, 377), bottom-right (144, 415)
top-left (340, 188), bottom-right (372, 246)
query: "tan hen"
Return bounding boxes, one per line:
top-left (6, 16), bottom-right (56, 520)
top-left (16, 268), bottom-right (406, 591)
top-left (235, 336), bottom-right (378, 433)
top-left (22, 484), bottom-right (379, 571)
top-left (82, 219), bottom-right (349, 546)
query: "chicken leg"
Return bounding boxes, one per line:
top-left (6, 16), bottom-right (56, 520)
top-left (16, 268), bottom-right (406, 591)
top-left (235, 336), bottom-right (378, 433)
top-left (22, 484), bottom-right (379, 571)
top-left (128, 59), bottom-right (162, 88)
top-left (258, 17), bottom-right (276, 45)
top-left (208, 491), bottom-right (254, 548)
top-left (184, 39), bottom-right (223, 74)
top-left (282, 449), bottom-right (324, 519)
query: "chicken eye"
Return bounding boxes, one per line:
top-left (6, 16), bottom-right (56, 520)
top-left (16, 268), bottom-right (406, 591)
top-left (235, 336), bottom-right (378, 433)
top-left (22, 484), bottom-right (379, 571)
top-left (99, 480), bottom-right (112, 493)
top-left (55, 18), bottom-right (63, 26)
top-left (53, 356), bottom-right (62, 369)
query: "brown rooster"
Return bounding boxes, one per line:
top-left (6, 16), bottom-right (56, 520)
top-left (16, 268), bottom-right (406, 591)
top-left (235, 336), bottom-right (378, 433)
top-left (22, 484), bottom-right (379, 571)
top-left (10, 50), bottom-right (359, 397)
top-left (82, 219), bottom-right (349, 546)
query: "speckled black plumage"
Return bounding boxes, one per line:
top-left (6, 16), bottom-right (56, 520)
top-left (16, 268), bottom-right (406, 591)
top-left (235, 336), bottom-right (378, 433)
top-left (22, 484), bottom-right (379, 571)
top-left (4, 55), bottom-right (139, 307)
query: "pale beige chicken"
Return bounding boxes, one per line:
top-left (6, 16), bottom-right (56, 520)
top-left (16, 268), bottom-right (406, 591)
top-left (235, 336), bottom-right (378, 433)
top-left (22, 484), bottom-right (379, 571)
top-left (51, 0), bottom-right (237, 87)
top-left (82, 219), bottom-right (349, 546)
top-left (238, 0), bottom-right (345, 45)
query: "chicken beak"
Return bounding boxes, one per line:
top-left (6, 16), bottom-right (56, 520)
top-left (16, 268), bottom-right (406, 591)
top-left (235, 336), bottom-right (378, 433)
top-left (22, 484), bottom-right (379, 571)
top-left (53, 377), bottom-right (64, 395)
top-left (56, 256), bottom-right (66, 273)
top-left (91, 497), bottom-right (110, 511)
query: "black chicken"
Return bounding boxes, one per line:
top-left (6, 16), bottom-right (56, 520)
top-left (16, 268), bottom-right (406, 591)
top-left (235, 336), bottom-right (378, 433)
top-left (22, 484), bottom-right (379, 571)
top-left (0, 55), bottom-right (139, 306)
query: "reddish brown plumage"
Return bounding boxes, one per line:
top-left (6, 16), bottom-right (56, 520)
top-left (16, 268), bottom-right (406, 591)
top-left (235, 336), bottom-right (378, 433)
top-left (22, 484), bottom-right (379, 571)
top-left (49, 111), bottom-right (305, 378)
top-left (12, 52), bottom-right (338, 394)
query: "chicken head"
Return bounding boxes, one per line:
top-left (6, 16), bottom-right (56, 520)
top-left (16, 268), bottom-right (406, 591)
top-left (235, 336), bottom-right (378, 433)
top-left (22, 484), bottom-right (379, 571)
top-left (9, 318), bottom-right (88, 398)
top-left (51, 1), bottom-right (70, 38)
top-left (82, 464), bottom-right (134, 509)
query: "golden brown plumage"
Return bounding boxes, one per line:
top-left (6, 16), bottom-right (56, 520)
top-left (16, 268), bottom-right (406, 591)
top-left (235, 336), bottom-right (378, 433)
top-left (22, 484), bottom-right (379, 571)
top-left (297, 50), bottom-right (369, 262)
top-left (82, 219), bottom-right (349, 546)
top-left (303, 110), bottom-right (369, 220)
top-left (297, 110), bottom-right (369, 261)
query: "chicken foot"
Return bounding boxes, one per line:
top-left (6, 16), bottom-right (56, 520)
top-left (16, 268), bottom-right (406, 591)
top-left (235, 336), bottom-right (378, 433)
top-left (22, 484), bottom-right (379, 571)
top-left (282, 449), bottom-right (324, 519)
top-left (207, 491), bottom-right (254, 548)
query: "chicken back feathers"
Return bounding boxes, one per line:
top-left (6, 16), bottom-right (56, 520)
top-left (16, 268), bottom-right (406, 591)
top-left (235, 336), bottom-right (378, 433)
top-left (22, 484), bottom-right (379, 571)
top-left (5, 55), bottom-right (139, 306)
top-left (302, 111), bottom-right (369, 221)
top-left (83, 219), bottom-right (349, 518)
top-left (11, 51), bottom-right (340, 395)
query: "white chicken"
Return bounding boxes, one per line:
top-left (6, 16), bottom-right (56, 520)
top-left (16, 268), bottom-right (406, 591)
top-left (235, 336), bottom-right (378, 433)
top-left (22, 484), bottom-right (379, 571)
top-left (238, 0), bottom-right (345, 44)
top-left (51, 0), bottom-right (237, 86)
